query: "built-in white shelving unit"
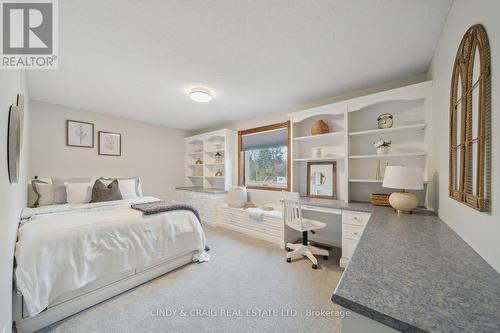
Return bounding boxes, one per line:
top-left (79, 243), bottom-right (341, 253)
top-left (288, 80), bottom-right (433, 208)
top-left (184, 129), bottom-right (236, 191)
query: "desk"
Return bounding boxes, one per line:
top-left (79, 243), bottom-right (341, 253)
top-left (286, 198), bottom-right (373, 266)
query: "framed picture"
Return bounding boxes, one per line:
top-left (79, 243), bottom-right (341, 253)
top-left (307, 161), bottom-right (336, 200)
top-left (66, 120), bottom-right (94, 148)
top-left (98, 131), bottom-right (121, 156)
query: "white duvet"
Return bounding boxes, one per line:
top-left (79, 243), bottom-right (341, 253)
top-left (15, 197), bottom-right (208, 317)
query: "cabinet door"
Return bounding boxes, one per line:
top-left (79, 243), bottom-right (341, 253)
top-left (342, 238), bottom-right (358, 259)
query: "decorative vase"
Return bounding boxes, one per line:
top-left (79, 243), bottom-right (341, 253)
top-left (377, 146), bottom-right (388, 155)
top-left (228, 186), bottom-right (247, 208)
top-left (215, 169), bottom-right (223, 177)
top-left (313, 147), bottom-right (323, 158)
top-left (214, 152), bottom-right (223, 164)
top-left (195, 158), bottom-right (203, 164)
top-left (311, 120), bottom-right (330, 136)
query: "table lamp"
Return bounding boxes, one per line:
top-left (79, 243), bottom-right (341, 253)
top-left (382, 166), bottom-right (423, 214)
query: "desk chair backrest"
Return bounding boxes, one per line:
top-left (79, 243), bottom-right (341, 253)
top-left (282, 191), bottom-right (303, 232)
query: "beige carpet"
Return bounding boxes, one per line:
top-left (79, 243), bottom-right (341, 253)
top-left (39, 226), bottom-right (343, 333)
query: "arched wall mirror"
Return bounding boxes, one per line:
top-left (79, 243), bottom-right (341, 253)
top-left (449, 24), bottom-right (491, 212)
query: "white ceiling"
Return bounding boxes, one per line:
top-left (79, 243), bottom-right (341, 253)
top-left (27, 0), bottom-right (452, 130)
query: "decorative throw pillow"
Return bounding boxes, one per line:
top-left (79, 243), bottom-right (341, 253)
top-left (32, 180), bottom-right (54, 207)
top-left (116, 178), bottom-right (138, 199)
top-left (90, 179), bottom-right (123, 203)
top-left (52, 177), bottom-right (91, 204)
top-left (65, 182), bottom-right (92, 204)
top-left (99, 177), bottom-right (143, 198)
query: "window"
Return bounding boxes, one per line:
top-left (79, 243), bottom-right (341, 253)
top-left (238, 121), bottom-right (290, 191)
top-left (449, 24), bottom-right (490, 212)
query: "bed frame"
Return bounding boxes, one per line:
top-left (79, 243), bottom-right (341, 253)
top-left (13, 250), bottom-right (196, 333)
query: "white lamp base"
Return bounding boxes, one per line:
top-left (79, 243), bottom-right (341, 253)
top-left (388, 192), bottom-right (418, 214)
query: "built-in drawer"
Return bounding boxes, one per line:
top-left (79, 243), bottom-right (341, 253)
top-left (343, 223), bottom-right (364, 241)
top-left (343, 211), bottom-right (370, 227)
top-left (342, 238), bottom-right (358, 259)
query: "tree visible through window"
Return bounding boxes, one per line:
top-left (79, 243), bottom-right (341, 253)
top-left (245, 146), bottom-right (288, 187)
top-left (238, 121), bottom-right (290, 191)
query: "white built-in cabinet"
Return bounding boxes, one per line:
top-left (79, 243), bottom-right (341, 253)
top-left (289, 80), bottom-right (433, 208)
top-left (184, 129), bottom-right (236, 191)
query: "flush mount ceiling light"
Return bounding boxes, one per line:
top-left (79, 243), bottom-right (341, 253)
top-left (189, 88), bottom-right (213, 103)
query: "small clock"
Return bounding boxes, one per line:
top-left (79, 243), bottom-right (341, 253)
top-left (377, 113), bottom-right (393, 129)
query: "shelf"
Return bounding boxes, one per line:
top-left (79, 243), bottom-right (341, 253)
top-left (293, 156), bottom-right (345, 162)
top-left (205, 163), bottom-right (225, 166)
top-left (348, 123), bottom-right (426, 137)
top-left (188, 164), bottom-right (203, 167)
top-left (349, 179), bottom-right (384, 183)
top-left (349, 152), bottom-right (427, 159)
top-left (205, 176), bottom-right (225, 179)
top-left (349, 179), bottom-right (431, 184)
top-left (205, 150), bottom-right (225, 154)
top-left (188, 152), bottom-right (203, 156)
top-left (187, 175), bottom-right (203, 178)
top-left (293, 131), bottom-right (344, 141)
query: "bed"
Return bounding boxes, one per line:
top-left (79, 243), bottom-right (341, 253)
top-left (13, 196), bottom-right (208, 333)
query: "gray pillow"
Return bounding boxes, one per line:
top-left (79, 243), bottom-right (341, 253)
top-left (32, 179), bottom-right (51, 207)
top-left (52, 176), bottom-right (91, 204)
top-left (91, 179), bottom-right (123, 203)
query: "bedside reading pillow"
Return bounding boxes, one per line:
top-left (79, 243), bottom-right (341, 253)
top-left (90, 179), bottom-right (123, 203)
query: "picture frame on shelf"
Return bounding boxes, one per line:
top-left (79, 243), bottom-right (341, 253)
top-left (307, 161), bottom-right (337, 200)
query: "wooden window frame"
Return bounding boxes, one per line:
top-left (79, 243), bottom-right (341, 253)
top-left (238, 121), bottom-right (291, 192)
top-left (449, 24), bottom-right (490, 212)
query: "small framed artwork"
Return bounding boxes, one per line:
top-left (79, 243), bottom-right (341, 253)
top-left (66, 120), bottom-right (94, 148)
top-left (98, 131), bottom-right (121, 156)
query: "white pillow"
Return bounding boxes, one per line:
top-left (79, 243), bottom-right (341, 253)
top-left (65, 182), bottom-right (92, 204)
top-left (32, 181), bottom-right (54, 206)
top-left (118, 178), bottom-right (138, 199)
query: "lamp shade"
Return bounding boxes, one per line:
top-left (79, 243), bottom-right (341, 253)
top-left (382, 166), bottom-right (423, 190)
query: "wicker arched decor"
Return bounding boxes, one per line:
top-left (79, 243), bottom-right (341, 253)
top-left (449, 24), bottom-right (491, 212)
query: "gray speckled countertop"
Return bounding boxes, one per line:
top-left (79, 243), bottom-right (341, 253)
top-left (298, 197), bottom-right (373, 213)
top-left (175, 186), bottom-right (227, 194)
top-left (332, 206), bottom-right (500, 333)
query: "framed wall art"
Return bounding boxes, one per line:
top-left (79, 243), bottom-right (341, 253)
top-left (98, 131), bottom-right (121, 156)
top-left (66, 120), bottom-right (94, 148)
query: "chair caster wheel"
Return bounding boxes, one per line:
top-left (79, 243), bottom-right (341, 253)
top-left (312, 264), bottom-right (318, 269)
top-left (286, 258), bottom-right (291, 263)
top-left (286, 247), bottom-right (292, 252)
top-left (323, 256), bottom-right (328, 260)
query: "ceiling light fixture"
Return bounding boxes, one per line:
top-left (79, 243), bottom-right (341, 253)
top-left (189, 87), bottom-right (213, 103)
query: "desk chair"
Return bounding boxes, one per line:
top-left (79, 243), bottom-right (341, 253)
top-left (282, 191), bottom-right (329, 269)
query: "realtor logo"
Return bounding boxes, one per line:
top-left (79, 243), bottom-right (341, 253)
top-left (1, 0), bottom-right (58, 69)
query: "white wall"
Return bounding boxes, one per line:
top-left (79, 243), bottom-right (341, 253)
top-left (429, 0), bottom-right (500, 272)
top-left (0, 71), bottom-right (30, 333)
top-left (28, 101), bottom-right (187, 201)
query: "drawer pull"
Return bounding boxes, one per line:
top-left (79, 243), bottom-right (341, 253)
top-left (353, 232), bottom-right (358, 235)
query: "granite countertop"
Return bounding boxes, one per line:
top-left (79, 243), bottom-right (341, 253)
top-left (298, 197), bottom-right (373, 213)
top-left (332, 206), bottom-right (500, 333)
top-left (175, 186), bottom-right (227, 194)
